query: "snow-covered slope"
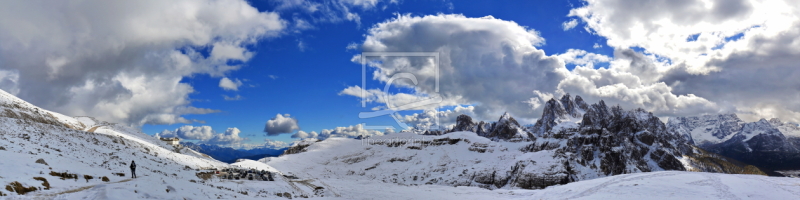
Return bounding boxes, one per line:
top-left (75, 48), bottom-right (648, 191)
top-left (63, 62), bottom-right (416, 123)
top-left (263, 95), bottom-right (763, 192)
top-left (0, 89), bottom-right (314, 199)
top-left (260, 134), bottom-right (798, 199)
top-left (525, 171), bottom-right (800, 200)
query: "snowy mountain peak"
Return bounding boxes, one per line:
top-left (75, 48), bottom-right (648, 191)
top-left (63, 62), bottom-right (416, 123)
top-left (531, 94), bottom-right (588, 135)
top-left (574, 95), bottom-right (589, 111)
top-left (498, 111), bottom-right (513, 122)
top-left (581, 100), bottom-right (613, 130)
top-left (451, 114), bottom-right (476, 132)
top-left (559, 93), bottom-right (581, 118)
top-left (666, 113), bottom-right (745, 146)
top-left (769, 118), bottom-right (783, 126)
top-left (739, 119), bottom-right (784, 142)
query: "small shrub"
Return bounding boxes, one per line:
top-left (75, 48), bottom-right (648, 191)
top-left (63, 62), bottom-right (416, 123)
top-left (195, 172), bottom-right (213, 180)
top-left (113, 173), bottom-right (125, 177)
top-left (83, 175), bottom-right (94, 182)
top-left (49, 171), bottom-right (78, 180)
top-left (101, 176), bottom-right (110, 182)
top-left (0, 146), bottom-right (5, 150)
top-left (33, 177), bottom-right (50, 190)
top-left (35, 158), bottom-right (48, 165)
top-left (5, 181), bottom-right (37, 195)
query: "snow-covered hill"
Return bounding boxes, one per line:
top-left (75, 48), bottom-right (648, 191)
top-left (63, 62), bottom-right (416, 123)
top-left (0, 89), bottom-right (315, 199)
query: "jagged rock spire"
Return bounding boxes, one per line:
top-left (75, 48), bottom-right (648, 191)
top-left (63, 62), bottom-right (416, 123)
top-left (451, 114), bottom-right (476, 132)
top-left (560, 93), bottom-right (581, 118)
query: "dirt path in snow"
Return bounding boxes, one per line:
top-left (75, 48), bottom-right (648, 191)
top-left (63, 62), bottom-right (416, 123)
top-left (31, 178), bottom-right (133, 199)
top-left (86, 126), bottom-right (103, 133)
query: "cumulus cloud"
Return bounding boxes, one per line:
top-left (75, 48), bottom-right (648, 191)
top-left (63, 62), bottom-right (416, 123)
top-left (157, 125), bottom-right (248, 146)
top-left (264, 114), bottom-right (301, 136)
top-left (0, 0), bottom-right (285, 126)
top-left (570, 0), bottom-right (800, 122)
top-left (219, 77), bottom-right (243, 91)
top-left (291, 130), bottom-right (319, 139)
top-left (158, 125), bottom-right (214, 140)
top-left (205, 127), bottom-right (247, 145)
top-left (348, 13), bottom-right (719, 124)
top-left (351, 14), bottom-right (556, 120)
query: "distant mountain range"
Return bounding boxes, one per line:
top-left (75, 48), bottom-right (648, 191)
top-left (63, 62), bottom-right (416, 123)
top-left (668, 114), bottom-right (800, 174)
top-left (181, 142), bottom-right (286, 163)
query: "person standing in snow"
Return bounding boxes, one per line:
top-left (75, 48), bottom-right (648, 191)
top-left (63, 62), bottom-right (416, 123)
top-left (130, 160), bottom-right (137, 178)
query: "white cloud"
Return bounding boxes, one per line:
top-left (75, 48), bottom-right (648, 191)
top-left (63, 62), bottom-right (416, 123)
top-left (352, 13), bottom-right (719, 123)
top-left (271, 0), bottom-right (387, 26)
top-left (157, 125), bottom-right (247, 146)
top-left (346, 42), bottom-right (360, 50)
top-left (339, 85), bottom-right (459, 111)
top-left (157, 125), bottom-right (214, 140)
top-left (297, 39), bottom-right (307, 51)
top-left (555, 49), bottom-right (612, 67)
top-left (562, 19), bottom-right (578, 31)
top-left (263, 139), bottom-right (289, 149)
top-left (290, 124), bottom-right (392, 140)
top-left (264, 113), bottom-right (301, 136)
top-left (291, 130), bottom-right (319, 139)
top-left (593, 43), bottom-right (602, 49)
top-left (219, 77), bottom-right (243, 91)
top-left (318, 124), bottom-right (389, 140)
top-left (0, 69), bottom-right (20, 95)
top-left (223, 94), bottom-right (243, 101)
top-left (0, 0), bottom-right (285, 126)
top-left (401, 105), bottom-right (476, 130)
top-left (570, 0), bottom-right (800, 123)
top-left (205, 127), bottom-right (247, 145)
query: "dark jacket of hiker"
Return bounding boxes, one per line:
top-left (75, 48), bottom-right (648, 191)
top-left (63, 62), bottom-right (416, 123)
top-left (130, 161), bottom-right (137, 178)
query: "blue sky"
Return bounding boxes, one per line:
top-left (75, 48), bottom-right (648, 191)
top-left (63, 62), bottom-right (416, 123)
top-left (141, 0), bottom-right (613, 146)
top-left (3, 0), bottom-right (798, 149)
